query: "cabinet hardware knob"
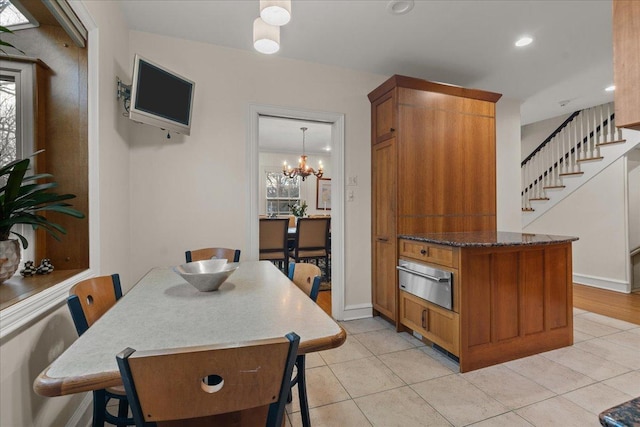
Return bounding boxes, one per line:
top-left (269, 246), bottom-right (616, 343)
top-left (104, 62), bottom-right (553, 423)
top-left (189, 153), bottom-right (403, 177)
top-left (390, 127), bottom-right (395, 132)
top-left (421, 309), bottom-right (427, 328)
top-left (377, 237), bottom-right (389, 242)
top-left (420, 249), bottom-right (427, 255)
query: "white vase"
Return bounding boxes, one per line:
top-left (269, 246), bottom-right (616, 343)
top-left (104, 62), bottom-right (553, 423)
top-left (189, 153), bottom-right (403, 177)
top-left (0, 239), bottom-right (21, 282)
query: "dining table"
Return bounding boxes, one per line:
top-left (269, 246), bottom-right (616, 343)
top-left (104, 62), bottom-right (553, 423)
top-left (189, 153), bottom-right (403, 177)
top-left (33, 261), bottom-right (346, 397)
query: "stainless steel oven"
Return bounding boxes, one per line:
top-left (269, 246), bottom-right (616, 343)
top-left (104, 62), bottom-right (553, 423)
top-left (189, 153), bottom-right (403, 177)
top-left (397, 259), bottom-right (453, 310)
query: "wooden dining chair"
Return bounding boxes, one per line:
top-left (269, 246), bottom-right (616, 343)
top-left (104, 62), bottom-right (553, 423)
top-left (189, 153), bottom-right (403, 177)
top-left (116, 332), bottom-right (300, 427)
top-left (67, 274), bottom-right (133, 427)
top-left (288, 262), bottom-right (322, 303)
top-left (292, 217), bottom-right (331, 279)
top-left (286, 263), bottom-right (322, 427)
top-left (259, 218), bottom-right (289, 272)
top-left (185, 247), bottom-right (241, 263)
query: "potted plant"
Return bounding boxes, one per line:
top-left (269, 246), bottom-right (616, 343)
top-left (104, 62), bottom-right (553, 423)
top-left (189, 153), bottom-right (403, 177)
top-left (0, 153), bottom-right (85, 282)
top-left (289, 200), bottom-right (308, 220)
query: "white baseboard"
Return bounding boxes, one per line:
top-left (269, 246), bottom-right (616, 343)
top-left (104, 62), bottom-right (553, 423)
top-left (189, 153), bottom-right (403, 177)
top-left (342, 303), bottom-right (373, 321)
top-left (573, 273), bottom-right (630, 293)
top-left (66, 393), bottom-right (92, 427)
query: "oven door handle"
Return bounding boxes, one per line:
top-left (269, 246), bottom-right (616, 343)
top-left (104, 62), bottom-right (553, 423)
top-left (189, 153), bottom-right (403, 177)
top-left (396, 265), bottom-right (449, 282)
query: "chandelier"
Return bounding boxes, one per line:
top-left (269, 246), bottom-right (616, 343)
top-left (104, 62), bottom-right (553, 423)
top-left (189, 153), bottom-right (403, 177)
top-left (282, 127), bottom-right (324, 181)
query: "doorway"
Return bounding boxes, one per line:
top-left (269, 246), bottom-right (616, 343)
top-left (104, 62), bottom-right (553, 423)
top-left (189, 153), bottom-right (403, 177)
top-left (247, 104), bottom-right (345, 320)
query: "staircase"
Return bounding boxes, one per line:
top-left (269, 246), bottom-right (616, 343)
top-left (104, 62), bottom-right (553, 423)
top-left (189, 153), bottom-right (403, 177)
top-left (522, 102), bottom-right (640, 227)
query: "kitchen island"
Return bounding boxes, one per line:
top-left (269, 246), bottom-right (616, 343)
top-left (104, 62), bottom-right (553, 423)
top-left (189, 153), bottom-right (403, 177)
top-left (397, 231), bottom-right (578, 372)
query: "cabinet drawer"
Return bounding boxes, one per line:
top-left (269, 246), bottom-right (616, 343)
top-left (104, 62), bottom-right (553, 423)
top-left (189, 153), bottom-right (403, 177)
top-left (399, 239), bottom-right (456, 268)
top-left (399, 291), bottom-right (459, 356)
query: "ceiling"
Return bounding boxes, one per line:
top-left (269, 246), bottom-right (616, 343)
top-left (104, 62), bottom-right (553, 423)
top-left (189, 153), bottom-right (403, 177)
top-left (119, 0), bottom-right (614, 131)
top-left (259, 117), bottom-right (332, 154)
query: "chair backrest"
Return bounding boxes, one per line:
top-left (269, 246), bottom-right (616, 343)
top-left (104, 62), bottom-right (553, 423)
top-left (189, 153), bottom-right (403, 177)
top-left (295, 217), bottom-right (330, 253)
top-left (117, 333), bottom-right (300, 427)
top-left (259, 218), bottom-right (289, 253)
top-left (288, 263), bottom-right (321, 302)
top-left (67, 274), bottom-right (123, 336)
top-left (185, 248), bottom-right (241, 263)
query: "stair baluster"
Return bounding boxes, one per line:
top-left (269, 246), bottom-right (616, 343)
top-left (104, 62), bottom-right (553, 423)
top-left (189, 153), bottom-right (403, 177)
top-left (521, 101), bottom-right (624, 213)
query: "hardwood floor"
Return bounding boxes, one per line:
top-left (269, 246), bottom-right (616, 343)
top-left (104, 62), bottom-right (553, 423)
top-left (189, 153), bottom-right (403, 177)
top-left (316, 290), bottom-right (331, 316)
top-left (573, 283), bottom-right (640, 325)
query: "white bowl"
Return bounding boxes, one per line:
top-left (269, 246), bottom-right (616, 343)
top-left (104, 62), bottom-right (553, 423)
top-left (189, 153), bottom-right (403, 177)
top-left (172, 259), bottom-right (239, 292)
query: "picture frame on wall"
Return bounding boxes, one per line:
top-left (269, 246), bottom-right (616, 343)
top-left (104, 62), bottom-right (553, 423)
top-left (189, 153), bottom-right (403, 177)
top-left (316, 178), bottom-right (331, 210)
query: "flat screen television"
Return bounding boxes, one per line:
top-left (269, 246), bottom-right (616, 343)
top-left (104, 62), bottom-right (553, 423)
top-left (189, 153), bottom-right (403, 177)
top-left (129, 54), bottom-right (195, 135)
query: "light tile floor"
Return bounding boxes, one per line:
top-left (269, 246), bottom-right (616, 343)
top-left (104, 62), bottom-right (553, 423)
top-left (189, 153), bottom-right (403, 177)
top-left (284, 309), bottom-right (639, 427)
top-left (106, 308), bottom-right (639, 426)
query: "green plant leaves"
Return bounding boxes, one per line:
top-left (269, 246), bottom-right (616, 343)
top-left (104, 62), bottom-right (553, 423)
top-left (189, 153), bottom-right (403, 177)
top-left (0, 153), bottom-right (85, 248)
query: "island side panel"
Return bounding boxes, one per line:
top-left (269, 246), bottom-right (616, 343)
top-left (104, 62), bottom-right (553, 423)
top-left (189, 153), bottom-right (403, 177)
top-left (459, 242), bottom-right (574, 372)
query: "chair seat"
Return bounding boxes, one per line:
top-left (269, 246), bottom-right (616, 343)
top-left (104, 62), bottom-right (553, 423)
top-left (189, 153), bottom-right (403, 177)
top-left (105, 385), bottom-right (126, 396)
top-left (260, 251), bottom-right (288, 261)
top-left (295, 249), bottom-right (327, 258)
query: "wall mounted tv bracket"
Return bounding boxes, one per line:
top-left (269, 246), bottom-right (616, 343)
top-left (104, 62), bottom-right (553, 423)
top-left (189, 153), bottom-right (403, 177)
top-left (116, 77), bottom-right (132, 115)
top-left (116, 77), bottom-right (131, 100)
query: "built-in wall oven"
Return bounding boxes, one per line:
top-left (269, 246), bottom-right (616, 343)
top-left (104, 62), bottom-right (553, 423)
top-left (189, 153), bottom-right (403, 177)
top-left (397, 259), bottom-right (453, 310)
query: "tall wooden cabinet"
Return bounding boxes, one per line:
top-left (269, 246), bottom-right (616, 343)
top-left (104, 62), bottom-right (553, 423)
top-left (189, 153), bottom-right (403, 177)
top-left (613, 0), bottom-right (640, 130)
top-left (369, 75), bottom-right (501, 324)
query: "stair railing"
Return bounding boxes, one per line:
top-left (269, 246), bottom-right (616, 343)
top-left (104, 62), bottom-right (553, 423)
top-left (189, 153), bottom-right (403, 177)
top-left (521, 102), bottom-right (623, 211)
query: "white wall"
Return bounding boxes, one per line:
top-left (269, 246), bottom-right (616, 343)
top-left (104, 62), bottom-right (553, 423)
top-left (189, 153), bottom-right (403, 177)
top-left (496, 97), bottom-right (522, 232)
top-left (628, 148), bottom-right (640, 251)
top-left (127, 30), bottom-right (385, 311)
top-left (524, 157), bottom-right (629, 292)
top-left (521, 112), bottom-right (571, 161)
top-left (629, 148), bottom-right (640, 291)
top-left (0, 1), bottom-right (133, 426)
top-left (259, 151), bottom-right (332, 216)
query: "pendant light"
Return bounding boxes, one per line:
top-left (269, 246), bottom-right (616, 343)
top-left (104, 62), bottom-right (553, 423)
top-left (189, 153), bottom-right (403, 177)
top-left (260, 0), bottom-right (292, 26)
top-left (283, 127), bottom-right (324, 181)
top-left (253, 17), bottom-right (280, 54)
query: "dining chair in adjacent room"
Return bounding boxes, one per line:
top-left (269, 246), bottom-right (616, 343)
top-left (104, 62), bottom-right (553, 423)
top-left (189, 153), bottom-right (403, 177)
top-left (185, 247), bottom-right (241, 263)
top-left (292, 217), bottom-right (331, 279)
top-left (259, 218), bottom-right (289, 272)
top-left (67, 274), bottom-right (133, 427)
top-left (287, 262), bottom-right (322, 427)
top-left (116, 332), bottom-right (300, 427)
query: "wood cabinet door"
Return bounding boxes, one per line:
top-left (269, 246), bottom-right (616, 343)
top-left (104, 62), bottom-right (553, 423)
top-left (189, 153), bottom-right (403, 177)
top-left (613, 0), bottom-right (640, 130)
top-left (397, 100), bottom-right (496, 231)
top-left (372, 90), bottom-right (396, 144)
top-left (372, 138), bottom-right (397, 320)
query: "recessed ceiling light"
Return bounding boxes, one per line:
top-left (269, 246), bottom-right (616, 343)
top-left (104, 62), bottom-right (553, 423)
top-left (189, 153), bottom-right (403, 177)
top-left (605, 85), bottom-right (616, 92)
top-left (515, 36), bottom-right (533, 47)
top-left (325, 146), bottom-right (331, 152)
top-left (387, 0), bottom-right (414, 15)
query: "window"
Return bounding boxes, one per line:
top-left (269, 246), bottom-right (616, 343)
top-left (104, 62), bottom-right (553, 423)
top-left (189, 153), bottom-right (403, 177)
top-left (0, 0), bottom-right (38, 31)
top-left (0, 76), bottom-right (17, 177)
top-left (266, 171), bottom-right (300, 215)
top-left (0, 61), bottom-right (36, 267)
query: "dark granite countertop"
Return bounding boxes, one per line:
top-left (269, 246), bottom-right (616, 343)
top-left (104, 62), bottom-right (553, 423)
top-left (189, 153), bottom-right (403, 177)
top-left (398, 231), bottom-right (579, 247)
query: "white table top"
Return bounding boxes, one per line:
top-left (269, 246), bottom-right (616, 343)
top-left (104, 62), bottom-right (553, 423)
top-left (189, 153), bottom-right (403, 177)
top-left (34, 261), bottom-right (345, 396)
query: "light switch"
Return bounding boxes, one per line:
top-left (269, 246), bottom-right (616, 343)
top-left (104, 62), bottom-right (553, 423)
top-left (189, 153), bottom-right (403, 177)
top-left (348, 190), bottom-right (354, 201)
